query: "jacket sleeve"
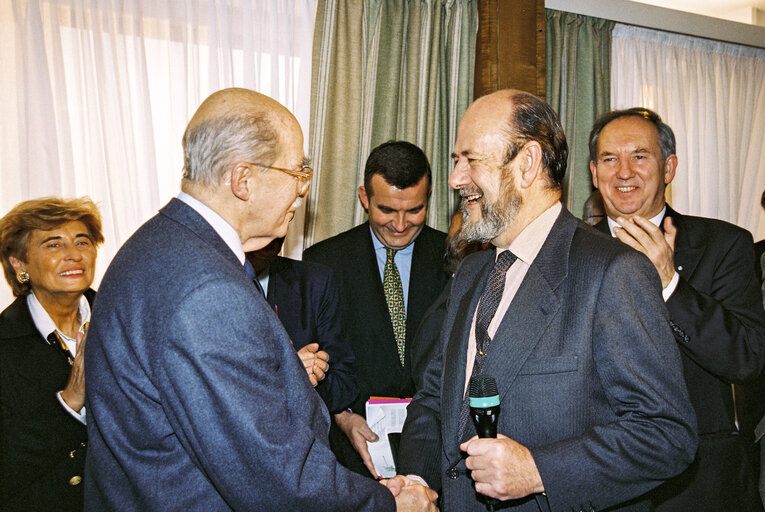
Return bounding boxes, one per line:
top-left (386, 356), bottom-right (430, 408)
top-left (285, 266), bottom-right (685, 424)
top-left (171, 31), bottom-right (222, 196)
top-left (158, 278), bottom-right (394, 512)
top-left (666, 228), bottom-right (765, 382)
top-left (313, 269), bottom-right (359, 414)
top-left (531, 251), bottom-right (698, 511)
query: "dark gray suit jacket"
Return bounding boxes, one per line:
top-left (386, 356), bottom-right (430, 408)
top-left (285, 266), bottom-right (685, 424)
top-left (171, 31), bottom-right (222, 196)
top-left (399, 208), bottom-right (698, 512)
top-left (84, 198), bottom-right (394, 511)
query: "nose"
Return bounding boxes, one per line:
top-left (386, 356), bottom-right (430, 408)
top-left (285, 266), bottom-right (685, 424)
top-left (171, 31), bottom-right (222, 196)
top-left (392, 212), bottom-right (407, 232)
top-left (449, 159), bottom-right (471, 190)
top-left (616, 158), bottom-right (634, 180)
top-left (64, 242), bottom-right (84, 261)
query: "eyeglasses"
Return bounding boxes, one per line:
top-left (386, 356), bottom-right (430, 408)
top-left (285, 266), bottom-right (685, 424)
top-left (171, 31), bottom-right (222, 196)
top-left (247, 162), bottom-right (313, 184)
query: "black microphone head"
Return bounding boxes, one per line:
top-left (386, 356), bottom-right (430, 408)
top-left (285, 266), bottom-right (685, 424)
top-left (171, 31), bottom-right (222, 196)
top-left (469, 375), bottom-right (498, 398)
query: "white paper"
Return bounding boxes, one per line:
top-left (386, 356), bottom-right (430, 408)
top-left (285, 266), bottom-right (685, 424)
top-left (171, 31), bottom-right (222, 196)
top-left (365, 399), bottom-right (411, 478)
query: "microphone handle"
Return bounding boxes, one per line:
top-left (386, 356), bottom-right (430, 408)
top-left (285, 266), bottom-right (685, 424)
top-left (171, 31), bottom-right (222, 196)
top-left (470, 405), bottom-right (500, 508)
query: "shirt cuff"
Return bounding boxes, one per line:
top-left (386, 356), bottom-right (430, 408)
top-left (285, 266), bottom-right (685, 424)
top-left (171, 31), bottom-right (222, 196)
top-left (662, 271), bottom-right (680, 301)
top-left (57, 390), bottom-right (87, 425)
top-left (406, 474), bottom-right (429, 487)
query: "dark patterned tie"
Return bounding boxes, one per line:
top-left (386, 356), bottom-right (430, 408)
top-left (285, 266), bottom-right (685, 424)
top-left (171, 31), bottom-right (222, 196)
top-left (457, 250), bottom-right (517, 440)
top-left (244, 260), bottom-right (266, 297)
top-left (383, 248), bottom-right (407, 366)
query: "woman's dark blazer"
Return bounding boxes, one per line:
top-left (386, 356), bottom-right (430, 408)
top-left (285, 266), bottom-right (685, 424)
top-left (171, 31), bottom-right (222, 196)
top-left (0, 289), bottom-right (94, 511)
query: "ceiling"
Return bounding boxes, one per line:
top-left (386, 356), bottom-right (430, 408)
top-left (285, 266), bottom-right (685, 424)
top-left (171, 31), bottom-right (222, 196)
top-left (632, 0), bottom-right (765, 25)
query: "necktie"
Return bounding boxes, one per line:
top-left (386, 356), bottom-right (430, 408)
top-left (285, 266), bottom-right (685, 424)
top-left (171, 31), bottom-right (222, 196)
top-left (244, 260), bottom-right (266, 297)
top-left (457, 250), bottom-right (517, 440)
top-left (383, 248), bottom-right (406, 366)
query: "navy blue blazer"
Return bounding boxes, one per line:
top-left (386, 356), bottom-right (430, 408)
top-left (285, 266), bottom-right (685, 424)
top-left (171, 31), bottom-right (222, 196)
top-left (84, 198), bottom-right (394, 511)
top-left (597, 205), bottom-right (765, 511)
top-left (266, 256), bottom-right (358, 414)
top-left (399, 208), bottom-right (698, 511)
top-left (0, 290), bottom-right (93, 511)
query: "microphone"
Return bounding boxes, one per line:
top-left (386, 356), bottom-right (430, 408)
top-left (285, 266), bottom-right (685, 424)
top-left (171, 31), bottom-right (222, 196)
top-left (469, 375), bottom-right (500, 511)
top-left (469, 375), bottom-right (500, 439)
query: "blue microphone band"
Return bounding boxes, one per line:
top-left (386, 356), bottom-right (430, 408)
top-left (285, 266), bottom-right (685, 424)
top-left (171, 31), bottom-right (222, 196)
top-left (469, 394), bottom-right (500, 408)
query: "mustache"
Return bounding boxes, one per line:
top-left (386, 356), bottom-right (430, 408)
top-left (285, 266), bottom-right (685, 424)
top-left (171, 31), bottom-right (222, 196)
top-left (459, 187), bottom-right (483, 198)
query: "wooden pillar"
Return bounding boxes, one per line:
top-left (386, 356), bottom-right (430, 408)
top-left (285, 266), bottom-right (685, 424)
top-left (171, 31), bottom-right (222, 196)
top-left (474, 0), bottom-right (546, 100)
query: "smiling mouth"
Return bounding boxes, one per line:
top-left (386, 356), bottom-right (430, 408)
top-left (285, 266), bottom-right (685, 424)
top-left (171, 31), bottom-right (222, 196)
top-left (460, 190), bottom-right (483, 206)
top-left (59, 269), bottom-right (84, 277)
top-left (616, 186), bottom-right (637, 193)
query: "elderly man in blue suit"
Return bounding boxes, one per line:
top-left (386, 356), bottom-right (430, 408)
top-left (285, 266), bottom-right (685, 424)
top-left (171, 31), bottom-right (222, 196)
top-left (397, 90), bottom-right (698, 511)
top-left (84, 88), bottom-right (437, 511)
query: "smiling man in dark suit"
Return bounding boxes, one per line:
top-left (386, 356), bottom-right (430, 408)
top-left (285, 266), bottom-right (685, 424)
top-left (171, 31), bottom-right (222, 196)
top-left (84, 88), bottom-right (437, 511)
top-left (303, 140), bottom-right (450, 478)
top-left (397, 90), bottom-right (698, 511)
top-left (589, 107), bottom-right (765, 512)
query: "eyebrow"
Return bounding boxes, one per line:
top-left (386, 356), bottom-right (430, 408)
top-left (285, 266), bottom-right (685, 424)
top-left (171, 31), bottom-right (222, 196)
top-left (377, 203), bottom-right (425, 213)
top-left (39, 233), bottom-right (91, 244)
top-left (451, 150), bottom-right (484, 160)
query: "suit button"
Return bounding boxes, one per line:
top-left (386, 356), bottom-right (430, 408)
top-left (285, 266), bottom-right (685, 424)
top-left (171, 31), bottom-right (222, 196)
top-left (80, 441), bottom-right (87, 448)
top-left (69, 450), bottom-right (76, 459)
top-left (447, 468), bottom-right (458, 479)
top-left (69, 476), bottom-right (82, 486)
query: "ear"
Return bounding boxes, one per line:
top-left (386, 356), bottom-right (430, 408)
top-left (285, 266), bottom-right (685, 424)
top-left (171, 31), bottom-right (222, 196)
top-left (358, 186), bottom-right (370, 210)
top-left (589, 160), bottom-right (599, 189)
top-left (230, 162), bottom-right (252, 201)
top-left (8, 256), bottom-right (24, 274)
top-left (519, 141), bottom-right (543, 189)
top-left (663, 155), bottom-right (677, 185)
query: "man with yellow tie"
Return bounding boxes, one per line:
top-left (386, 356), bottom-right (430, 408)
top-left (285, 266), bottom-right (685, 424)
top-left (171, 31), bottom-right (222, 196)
top-left (304, 141), bottom-right (450, 478)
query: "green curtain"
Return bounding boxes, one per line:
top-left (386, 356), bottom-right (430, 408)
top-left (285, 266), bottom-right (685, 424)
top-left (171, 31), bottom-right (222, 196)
top-left (546, 9), bottom-right (613, 219)
top-left (306, 0), bottom-right (478, 246)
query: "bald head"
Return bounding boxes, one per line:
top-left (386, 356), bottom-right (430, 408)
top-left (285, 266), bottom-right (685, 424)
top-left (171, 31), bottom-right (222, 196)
top-left (464, 89), bottom-right (568, 188)
top-left (182, 88), bottom-right (300, 187)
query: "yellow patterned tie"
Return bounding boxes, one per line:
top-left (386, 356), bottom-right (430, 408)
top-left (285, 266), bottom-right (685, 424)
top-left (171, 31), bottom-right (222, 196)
top-left (383, 248), bottom-right (406, 366)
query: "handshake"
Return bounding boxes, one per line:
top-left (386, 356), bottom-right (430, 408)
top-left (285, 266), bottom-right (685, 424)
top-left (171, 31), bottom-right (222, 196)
top-left (381, 475), bottom-right (439, 512)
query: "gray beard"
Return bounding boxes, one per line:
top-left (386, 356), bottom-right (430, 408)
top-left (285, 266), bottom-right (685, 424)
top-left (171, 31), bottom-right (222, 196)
top-left (459, 187), bottom-right (521, 243)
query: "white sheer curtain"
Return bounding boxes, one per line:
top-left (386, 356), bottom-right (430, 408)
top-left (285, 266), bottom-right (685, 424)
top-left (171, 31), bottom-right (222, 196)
top-left (610, 24), bottom-right (765, 242)
top-left (0, 0), bottom-right (316, 308)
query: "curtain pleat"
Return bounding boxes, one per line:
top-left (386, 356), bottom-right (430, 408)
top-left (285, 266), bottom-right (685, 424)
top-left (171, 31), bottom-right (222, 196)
top-left (306, 0), bottom-right (478, 245)
top-left (611, 24), bottom-right (765, 238)
top-left (545, 9), bottom-right (614, 220)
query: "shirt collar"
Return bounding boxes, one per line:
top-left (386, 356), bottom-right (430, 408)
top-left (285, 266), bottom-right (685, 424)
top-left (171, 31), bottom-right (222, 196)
top-left (606, 205), bottom-right (666, 236)
top-left (370, 225), bottom-right (416, 256)
top-left (27, 292), bottom-right (90, 342)
top-left (178, 192), bottom-right (245, 264)
top-left (494, 202), bottom-right (561, 265)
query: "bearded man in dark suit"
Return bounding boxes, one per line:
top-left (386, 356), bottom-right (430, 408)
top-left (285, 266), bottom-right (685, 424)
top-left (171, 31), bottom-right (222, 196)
top-left (397, 90), bottom-right (697, 511)
top-left (303, 141), bottom-right (450, 478)
top-left (84, 88), bottom-right (436, 511)
top-left (588, 107), bottom-right (765, 511)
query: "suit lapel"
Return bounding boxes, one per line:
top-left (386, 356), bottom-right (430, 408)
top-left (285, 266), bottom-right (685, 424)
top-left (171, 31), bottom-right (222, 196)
top-left (486, 210), bottom-right (572, 402)
top-left (441, 251), bottom-right (493, 453)
top-left (357, 225), bottom-right (397, 342)
top-left (484, 264), bottom-right (560, 398)
top-left (665, 205), bottom-right (703, 281)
